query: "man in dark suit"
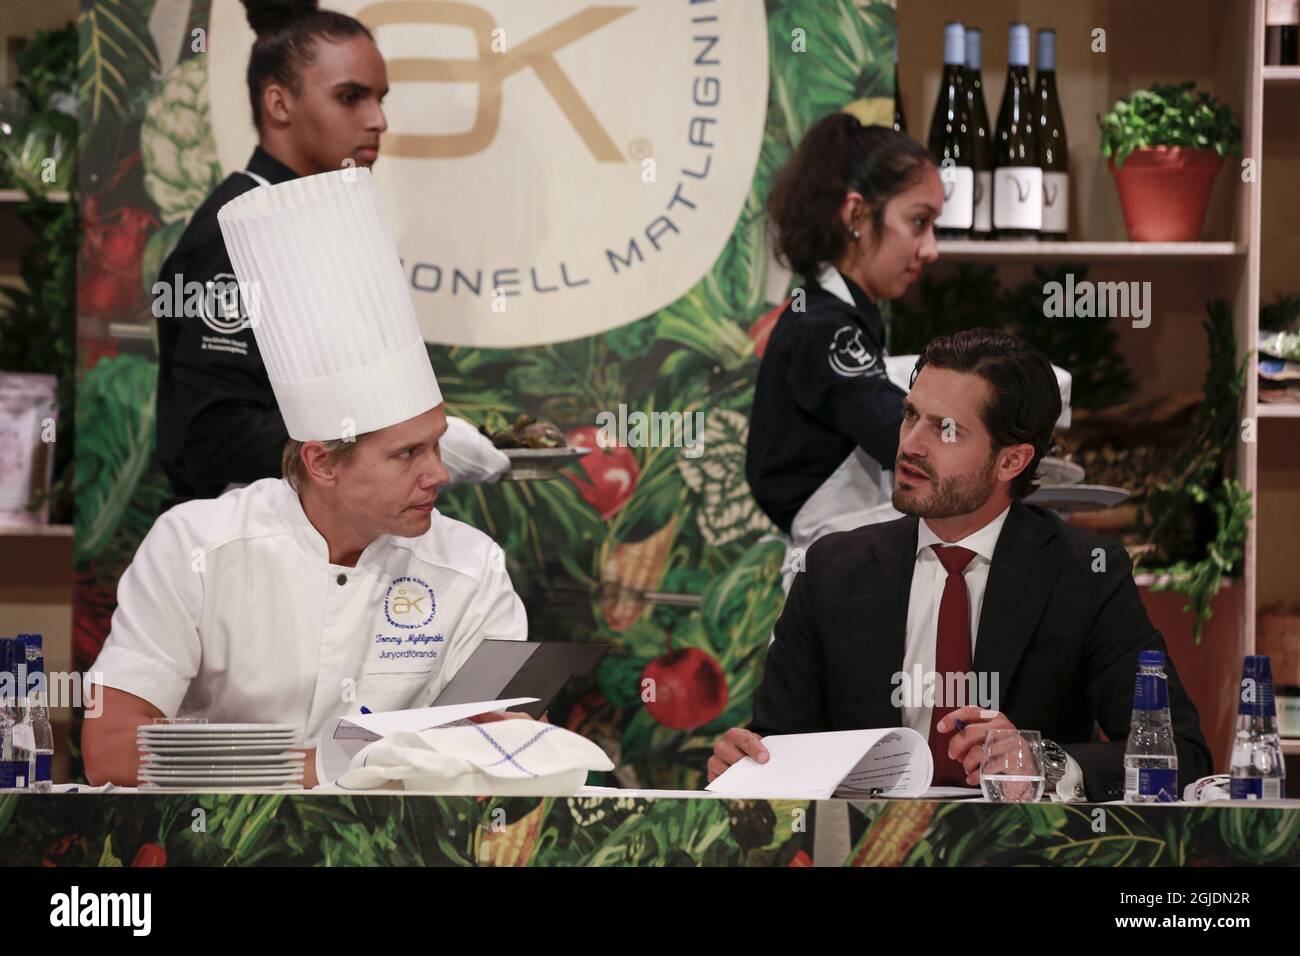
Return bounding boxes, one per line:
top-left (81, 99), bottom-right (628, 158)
top-left (709, 329), bottom-right (1212, 801)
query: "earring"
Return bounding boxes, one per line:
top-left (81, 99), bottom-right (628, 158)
top-left (850, 228), bottom-right (861, 240)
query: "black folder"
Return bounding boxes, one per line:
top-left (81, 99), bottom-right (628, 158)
top-left (432, 640), bottom-right (611, 719)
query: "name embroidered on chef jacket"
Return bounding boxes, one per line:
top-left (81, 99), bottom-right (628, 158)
top-left (373, 631), bottom-right (445, 660)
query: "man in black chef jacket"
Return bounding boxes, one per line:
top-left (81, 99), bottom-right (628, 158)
top-left (154, 4), bottom-right (506, 500)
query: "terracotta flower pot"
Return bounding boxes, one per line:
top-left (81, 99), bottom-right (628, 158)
top-left (1108, 147), bottom-right (1223, 241)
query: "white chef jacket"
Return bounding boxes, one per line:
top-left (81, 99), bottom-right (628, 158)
top-left (903, 505), bottom-right (1083, 800)
top-left (89, 478), bottom-right (526, 745)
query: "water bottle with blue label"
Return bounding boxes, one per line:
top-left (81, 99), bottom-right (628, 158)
top-left (0, 638), bottom-right (32, 791)
top-left (18, 635), bottom-right (53, 792)
top-left (1123, 649), bottom-right (1179, 803)
top-left (1229, 655), bottom-right (1286, 801)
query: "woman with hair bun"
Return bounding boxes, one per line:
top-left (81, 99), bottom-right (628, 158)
top-left (155, 1), bottom-right (507, 501)
top-left (155, 1), bottom-right (390, 501)
top-left (746, 112), bottom-right (942, 587)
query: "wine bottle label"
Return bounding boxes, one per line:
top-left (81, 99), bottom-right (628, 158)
top-left (1267, 0), bottom-right (1299, 26)
top-left (1041, 172), bottom-right (1069, 234)
top-left (972, 171), bottom-right (993, 232)
top-left (993, 166), bottom-right (1042, 230)
top-left (34, 753), bottom-right (52, 782)
top-left (934, 165), bottom-right (974, 229)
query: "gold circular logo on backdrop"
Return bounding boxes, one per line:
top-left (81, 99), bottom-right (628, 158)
top-left (206, 0), bottom-right (769, 348)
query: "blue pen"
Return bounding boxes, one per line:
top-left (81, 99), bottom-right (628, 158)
top-left (360, 706), bottom-right (371, 715)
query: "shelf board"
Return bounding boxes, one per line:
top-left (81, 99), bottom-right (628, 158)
top-left (0, 188), bottom-right (70, 204)
top-left (1285, 739), bottom-right (1300, 756)
top-left (936, 240), bottom-right (1246, 262)
top-left (107, 321), bottom-right (154, 340)
top-left (1263, 66), bottom-right (1300, 84)
top-left (0, 523), bottom-right (72, 538)
top-left (1258, 404), bottom-right (1300, 419)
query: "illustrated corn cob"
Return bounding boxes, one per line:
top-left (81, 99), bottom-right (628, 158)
top-left (599, 519), bottom-right (677, 632)
top-left (475, 800), bottom-right (548, 868)
top-left (849, 802), bottom-right (937, 867)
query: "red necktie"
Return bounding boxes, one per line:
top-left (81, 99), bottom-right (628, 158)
top-left (927, 544), bottom-right (977, 786)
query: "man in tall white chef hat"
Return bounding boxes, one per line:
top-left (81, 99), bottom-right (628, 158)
top-left (84, 168), bottom-right (526, 788)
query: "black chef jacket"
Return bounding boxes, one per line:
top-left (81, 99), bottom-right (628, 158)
top-left (154, 147), bottom-right (300, 501)
top-left (745, 271), bottom-right (906, 535)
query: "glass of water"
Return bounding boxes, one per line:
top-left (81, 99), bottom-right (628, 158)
top-left (980, 729), bottom-right (1046, 802)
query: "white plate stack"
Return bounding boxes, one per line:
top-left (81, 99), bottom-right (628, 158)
top-left (137, 723), bottom-right (305, 790)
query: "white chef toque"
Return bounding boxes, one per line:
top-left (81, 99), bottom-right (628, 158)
top-left (216, 167), bottom-right (443, 441)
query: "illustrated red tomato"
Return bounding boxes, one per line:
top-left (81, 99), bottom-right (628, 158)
top-left (78, 201), bottom-right (156, 320)
top-left (131, 842), bottom-right (167, 867)
top-left (748, 298), bottom-right (790, 359)
top-left (565, 426), bottom-right (639, 518)
top-left (788, 849), bottom-right (813, 867)
top-left (73, 566), bottom-right (117, 671)
top-left (76, 269), bottom-right (135, 318)
top-left (81, 337), bottom-right (120, 371)
top-left (642, 647), bottom-right (728, 730)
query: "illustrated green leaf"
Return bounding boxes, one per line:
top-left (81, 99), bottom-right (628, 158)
top-left (74, 354), bottom-right (170, 562)
top-left (78, 0), bottom-right (160, 134)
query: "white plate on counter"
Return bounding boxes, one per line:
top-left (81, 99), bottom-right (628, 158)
top-left (139, 782), bottom-right (304, 791)
top-left (141, 752), bottom-right (304, 766)
top-left (138, 738), bottom-right (297, 743)
top-left (139, 723), bottom-right (297, 734)
top-left (139, 769), bottom-right (303, 783)
top-left (137, 738), bottom-right (299, 754)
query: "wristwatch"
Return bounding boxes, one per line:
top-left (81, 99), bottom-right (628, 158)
top-left (1041, 738), bottom-right (1069, 789)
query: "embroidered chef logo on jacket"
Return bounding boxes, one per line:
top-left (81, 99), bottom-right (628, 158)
top-left (200, 273), bottom-right (256, 336)
top-left (828, 325), bottom-right (882, 378)
top-left (384, 576), bottom-right (436, 629)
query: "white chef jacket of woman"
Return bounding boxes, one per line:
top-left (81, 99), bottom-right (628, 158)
top-left (88, 477), bottom-right (526, 746)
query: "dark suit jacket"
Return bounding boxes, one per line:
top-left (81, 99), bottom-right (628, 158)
top-left (751, 501), bottom-right (1213, 801)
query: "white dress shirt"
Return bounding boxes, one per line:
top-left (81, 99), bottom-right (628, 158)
top-left (900, 505), bottom-right (1083, 800)
top-left (89, 478), bottom-right (526, 745)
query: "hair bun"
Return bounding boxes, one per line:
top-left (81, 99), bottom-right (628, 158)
top-left (241, 0), bottom-right (319, 36)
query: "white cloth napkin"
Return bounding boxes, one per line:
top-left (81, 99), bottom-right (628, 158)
top-left (1184, 773), bottom-right (1232, 802)
top-left (336, 720), bottom-right (613, 794)
top-left (441, 416), bottom-right (511, 486)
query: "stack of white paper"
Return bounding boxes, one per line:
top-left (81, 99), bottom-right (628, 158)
top-left (705, 728), bottom-right (936, 800)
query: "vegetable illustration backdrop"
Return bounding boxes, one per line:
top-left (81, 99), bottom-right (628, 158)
top-left (73, 0), bottom-right (900, 788)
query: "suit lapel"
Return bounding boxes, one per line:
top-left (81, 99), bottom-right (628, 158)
top-left (972, 502), bottom-right (1063, 699)
top-left (862, 517), bottom-right (919, 725)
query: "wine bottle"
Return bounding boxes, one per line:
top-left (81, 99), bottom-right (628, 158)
top-left (993, 22), bottom-right (1040, 240)
top-left (893, 30), bottom-right (907, 134)
top-left (928, 22), bottom-right (974, 238)
top-left (1036, 28), bottom-right (1068, 240)
top-left (965, 28), bottom-right (992, 239)
top-left (1266, 0), bottom-right (1300, 65)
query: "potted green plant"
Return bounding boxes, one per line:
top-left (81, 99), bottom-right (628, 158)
top-left (1097, 82), bottom-right (1242, 241)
